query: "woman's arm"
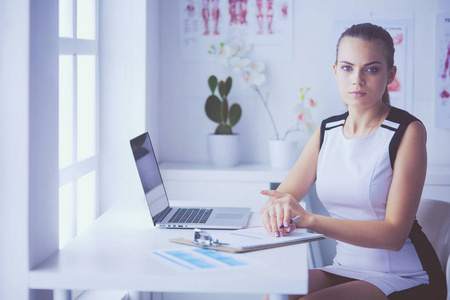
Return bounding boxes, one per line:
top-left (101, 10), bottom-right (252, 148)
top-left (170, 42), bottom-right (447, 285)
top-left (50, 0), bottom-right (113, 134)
top-left (260, 127), bottom-right (320, 234)
top-left (262, 121), bottom-right (427, 251)
top-left (276, 126), bottom-right (321, 200)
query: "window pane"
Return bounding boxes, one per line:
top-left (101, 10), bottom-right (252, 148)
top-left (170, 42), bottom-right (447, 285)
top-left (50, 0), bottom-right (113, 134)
top-left (59, 183), bottom-right (75, 249)
top-left (59, 0), bottom-right (73, 38)
top-left (77, 171), bottom-right (96, 234)
top-left (59, 55), bottom-right (75, 168)
top-left (77, 55), bottom-right (96, 162)
top-left (77, 0), bottom-right (96, 40)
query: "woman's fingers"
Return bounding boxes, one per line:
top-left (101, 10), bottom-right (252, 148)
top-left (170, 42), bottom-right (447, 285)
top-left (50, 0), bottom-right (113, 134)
top-left (260, 190), bottom-right (300, 237)
top-left (283, 205), bottom-right (292, 228)
top-left (275, 204), bottom-right (285, 235)
top-left (259, 190), bottom-right (288, 214)
top-left (261, 190), bottom-right (287, 198)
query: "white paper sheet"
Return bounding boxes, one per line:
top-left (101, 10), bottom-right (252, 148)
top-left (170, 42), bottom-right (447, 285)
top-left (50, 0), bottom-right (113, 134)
top-left (212, 226), bottom-right (324, 250)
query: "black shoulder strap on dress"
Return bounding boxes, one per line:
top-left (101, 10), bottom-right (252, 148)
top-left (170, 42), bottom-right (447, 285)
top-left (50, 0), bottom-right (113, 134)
top-left (385, 107), bottom-right (424, 169)
top-left (319, 112), bottom-right (348, 150)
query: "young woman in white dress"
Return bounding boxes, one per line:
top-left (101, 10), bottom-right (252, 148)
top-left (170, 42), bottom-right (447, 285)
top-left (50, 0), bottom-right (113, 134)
top-left (260, 23), bottom-right (446, 299)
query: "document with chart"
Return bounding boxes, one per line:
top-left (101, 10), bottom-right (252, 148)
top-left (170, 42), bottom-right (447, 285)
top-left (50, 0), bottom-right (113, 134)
top-left (153, 248), bottom-right (260, 271)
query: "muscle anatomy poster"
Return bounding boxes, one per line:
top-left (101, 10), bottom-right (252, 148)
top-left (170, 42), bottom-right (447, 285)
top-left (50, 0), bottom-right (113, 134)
top-left (436, 13), bottom-right (450, 129)
top-left (179, 0), bottom-right (293, 61)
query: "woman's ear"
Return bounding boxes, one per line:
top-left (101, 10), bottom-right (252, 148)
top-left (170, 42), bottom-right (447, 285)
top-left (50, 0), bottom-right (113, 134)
top-left (333, 63), bottom-right (337, 80)
top-left (387, 66), bottom-right (397, 84)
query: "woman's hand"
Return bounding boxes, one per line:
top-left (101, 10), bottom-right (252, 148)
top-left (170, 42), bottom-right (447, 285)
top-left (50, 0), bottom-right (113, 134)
top-left (259, 190), bottom-right (308, 237)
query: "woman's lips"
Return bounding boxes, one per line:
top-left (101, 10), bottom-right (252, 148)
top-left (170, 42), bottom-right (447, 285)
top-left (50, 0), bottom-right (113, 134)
top-left (350, 91), bottom-right (367, 97)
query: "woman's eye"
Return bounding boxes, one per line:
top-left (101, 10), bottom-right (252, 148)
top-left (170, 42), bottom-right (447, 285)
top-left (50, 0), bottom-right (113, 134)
top-left (341, 66), bottom-right (352, 71)
top-left (366, 67), bottom-right (378, 73)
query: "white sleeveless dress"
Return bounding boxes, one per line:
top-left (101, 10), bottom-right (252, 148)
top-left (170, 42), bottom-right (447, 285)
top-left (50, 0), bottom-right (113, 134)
top-left (315, 107), bottom-right (442, 296)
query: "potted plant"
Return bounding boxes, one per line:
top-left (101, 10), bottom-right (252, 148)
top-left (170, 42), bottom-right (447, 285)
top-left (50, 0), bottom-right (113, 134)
top-left (205, 75), bottom-right (242, 167)
top-left (209, 41), bottom-right (318, 168)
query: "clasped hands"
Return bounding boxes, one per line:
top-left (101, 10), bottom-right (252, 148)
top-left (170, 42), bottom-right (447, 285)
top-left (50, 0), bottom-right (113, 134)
top-left (260, 190), bottom-right (308, 237)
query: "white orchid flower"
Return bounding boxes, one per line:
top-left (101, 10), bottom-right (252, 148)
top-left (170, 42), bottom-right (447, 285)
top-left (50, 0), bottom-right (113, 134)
top-left (249, 71), bottom-right (266, 86)
top-left (241, 71), bottom-right (266, 87)
top-left (244, 61), bottom-right (265, 73)
top-left (230, 40), bottom-right (252, 57)
top-left (229, 57), bottom-right (251, 74)
top-left (216, 44), bottom-right (234, 67)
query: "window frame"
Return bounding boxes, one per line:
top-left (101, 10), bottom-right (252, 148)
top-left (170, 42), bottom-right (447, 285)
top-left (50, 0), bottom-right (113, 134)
top-left (58, 0), bottom-right (100, 249)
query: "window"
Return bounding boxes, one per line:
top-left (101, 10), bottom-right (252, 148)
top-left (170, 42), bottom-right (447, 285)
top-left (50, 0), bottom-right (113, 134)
top-left (59, 0), bottom-right (99, 249)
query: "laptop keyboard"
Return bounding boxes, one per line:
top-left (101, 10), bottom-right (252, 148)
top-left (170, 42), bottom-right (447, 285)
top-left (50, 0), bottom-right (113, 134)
top-left (168, 208), bottom-right (213, 224)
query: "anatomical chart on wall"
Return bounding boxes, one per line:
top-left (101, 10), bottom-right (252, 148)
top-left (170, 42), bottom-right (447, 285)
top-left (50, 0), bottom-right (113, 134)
top-left (179, 0), bottom-right (293, 61)
top-left (384, 26), bottom-right (406, 110)
top-left (435, 13), bottom-right (450, 129)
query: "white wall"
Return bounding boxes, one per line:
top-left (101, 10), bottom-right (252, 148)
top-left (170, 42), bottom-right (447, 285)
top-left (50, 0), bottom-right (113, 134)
top-left (0, 1), bottom-right (30, 299)
top-left (28, 0), bottom-right (60, 273)
top-left (146, 0), bottom-right (160, 151)
top-left (158, 0), bottom-right (450, 167)
top-left (99, 0), bottom-right (151, 212)
top-left (1, 0), bottom-right (59, 299)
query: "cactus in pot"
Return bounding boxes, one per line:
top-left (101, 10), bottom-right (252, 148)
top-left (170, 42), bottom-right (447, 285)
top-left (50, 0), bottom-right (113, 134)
top-left (205, 75), bottom-right (242, 134)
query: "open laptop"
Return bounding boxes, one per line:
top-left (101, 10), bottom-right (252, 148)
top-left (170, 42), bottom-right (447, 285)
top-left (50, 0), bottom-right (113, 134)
top-left (130, 132), bottom-right (251, 229)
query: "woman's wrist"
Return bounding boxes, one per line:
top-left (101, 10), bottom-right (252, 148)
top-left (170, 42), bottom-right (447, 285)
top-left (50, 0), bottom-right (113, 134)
top-left (301, 211), bottom-right (315, 230)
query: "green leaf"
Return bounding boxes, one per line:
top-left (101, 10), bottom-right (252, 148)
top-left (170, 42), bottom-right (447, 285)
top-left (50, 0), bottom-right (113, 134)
top-left (205, 95), bottom-right (221, 123)
top-left (218, 80), bottom-right (226, 99)
top-left (220, 98), bottom-right (228, 123)
top-left (215, 124), bottom-right (232, 134)
top-left (225, 77), bottom-right (232, 96)
top-left (208, 75), bottom-right (218, 94)
top-left (229, 103), bottom-right (242, 127)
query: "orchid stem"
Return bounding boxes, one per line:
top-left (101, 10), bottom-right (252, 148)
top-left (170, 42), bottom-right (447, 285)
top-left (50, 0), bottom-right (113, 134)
top-left (253, 85), bottom-right (280, 140)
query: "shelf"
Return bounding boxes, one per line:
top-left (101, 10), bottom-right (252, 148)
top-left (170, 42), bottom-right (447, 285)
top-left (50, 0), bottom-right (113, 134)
top-left (160, 162), bottom-right (291, 183)
top-left (160, 162), bottom-right (450, 186)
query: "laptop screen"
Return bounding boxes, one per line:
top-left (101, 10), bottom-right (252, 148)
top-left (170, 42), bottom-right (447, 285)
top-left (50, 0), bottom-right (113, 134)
top-left (130, 132), bottom-right (169, 222)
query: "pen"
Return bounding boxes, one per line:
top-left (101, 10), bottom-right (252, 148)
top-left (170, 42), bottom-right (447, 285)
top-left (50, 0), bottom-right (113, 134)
top-left (279, 215), bottom-right (300, 229)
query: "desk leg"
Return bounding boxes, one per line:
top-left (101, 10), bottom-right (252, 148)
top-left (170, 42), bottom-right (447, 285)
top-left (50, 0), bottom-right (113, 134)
top-left (53, 290), bottom-right (71, 300)
top-left (269, 294), bottom-right (289, 300)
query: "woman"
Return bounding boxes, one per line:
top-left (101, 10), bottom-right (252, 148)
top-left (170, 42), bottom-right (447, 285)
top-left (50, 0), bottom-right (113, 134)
top-left (260, 23), bottom-right (446, 299)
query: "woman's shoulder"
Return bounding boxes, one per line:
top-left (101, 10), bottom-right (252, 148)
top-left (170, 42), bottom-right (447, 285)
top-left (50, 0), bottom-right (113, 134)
top-left (321, 111), bottom-right (349, 125)
top-left (320, 111), bottom-right (348, 133)
top-left (385, 107), bottom-right (427, 168)
top-left (385, 106), bottom-right (422, 126)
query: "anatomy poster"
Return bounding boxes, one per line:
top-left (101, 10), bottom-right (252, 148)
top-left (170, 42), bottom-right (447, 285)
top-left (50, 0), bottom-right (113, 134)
top-left (384, 26), bottom-right (406, 110)
top-left (333, 14), bottom-right (414, 112)
top-left (179, 0), bottom-right (294, 61)
top-left (435, 13), bottom-right (450, 129)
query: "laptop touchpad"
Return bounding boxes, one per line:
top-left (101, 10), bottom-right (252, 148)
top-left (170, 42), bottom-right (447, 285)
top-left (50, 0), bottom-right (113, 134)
top-left (215, 213), bottom-right (243, 220)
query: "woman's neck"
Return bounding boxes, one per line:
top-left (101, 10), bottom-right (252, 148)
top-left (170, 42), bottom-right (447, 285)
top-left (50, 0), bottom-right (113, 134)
top-left (344, 103), bottom-right (389, 139)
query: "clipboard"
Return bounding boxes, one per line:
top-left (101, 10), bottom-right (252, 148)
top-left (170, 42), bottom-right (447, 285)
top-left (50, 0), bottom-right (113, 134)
top-left (170, 227), bottom-right (325, 253)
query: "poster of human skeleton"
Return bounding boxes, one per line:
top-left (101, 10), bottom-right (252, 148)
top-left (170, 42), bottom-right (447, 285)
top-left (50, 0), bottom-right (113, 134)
top-left (435, 13), bottom-right (450, 129)
top-left (179, 0), bottom-right (294, 61)
top-left (333, 16), bottom-right (413, 112)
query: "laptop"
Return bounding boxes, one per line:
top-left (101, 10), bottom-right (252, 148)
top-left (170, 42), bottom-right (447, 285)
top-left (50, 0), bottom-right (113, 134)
top-left (130, 132), bottom-right (251, 229)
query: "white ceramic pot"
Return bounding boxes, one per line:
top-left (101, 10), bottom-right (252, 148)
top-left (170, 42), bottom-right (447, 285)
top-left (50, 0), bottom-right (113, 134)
top-left (208, 134), bottom-right (240, 167)
top-left (268, 139), bottom-right (299, 169)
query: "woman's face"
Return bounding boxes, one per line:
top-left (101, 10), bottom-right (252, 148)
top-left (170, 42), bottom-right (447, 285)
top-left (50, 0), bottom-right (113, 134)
top-left (333, 37), bottom-right (396, 110)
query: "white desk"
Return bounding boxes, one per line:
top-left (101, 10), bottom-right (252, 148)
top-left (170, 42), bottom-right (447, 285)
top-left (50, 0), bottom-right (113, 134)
top-left (29, 199), bottom-right (309, 299)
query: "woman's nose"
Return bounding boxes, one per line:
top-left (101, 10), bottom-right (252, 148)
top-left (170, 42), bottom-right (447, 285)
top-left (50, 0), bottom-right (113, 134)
top-left (352, 71), bottom-right (365, 86)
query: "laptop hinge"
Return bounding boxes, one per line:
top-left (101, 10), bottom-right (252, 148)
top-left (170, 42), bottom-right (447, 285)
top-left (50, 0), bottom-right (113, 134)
top-left (154, 207), bottom-right (172, 224)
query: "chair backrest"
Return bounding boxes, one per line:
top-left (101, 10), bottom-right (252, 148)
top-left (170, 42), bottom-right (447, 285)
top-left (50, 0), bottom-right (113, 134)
top-left (416, 198), bottom-right (450, 273)
top-left (416, 198), bottom-right (450, 300)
